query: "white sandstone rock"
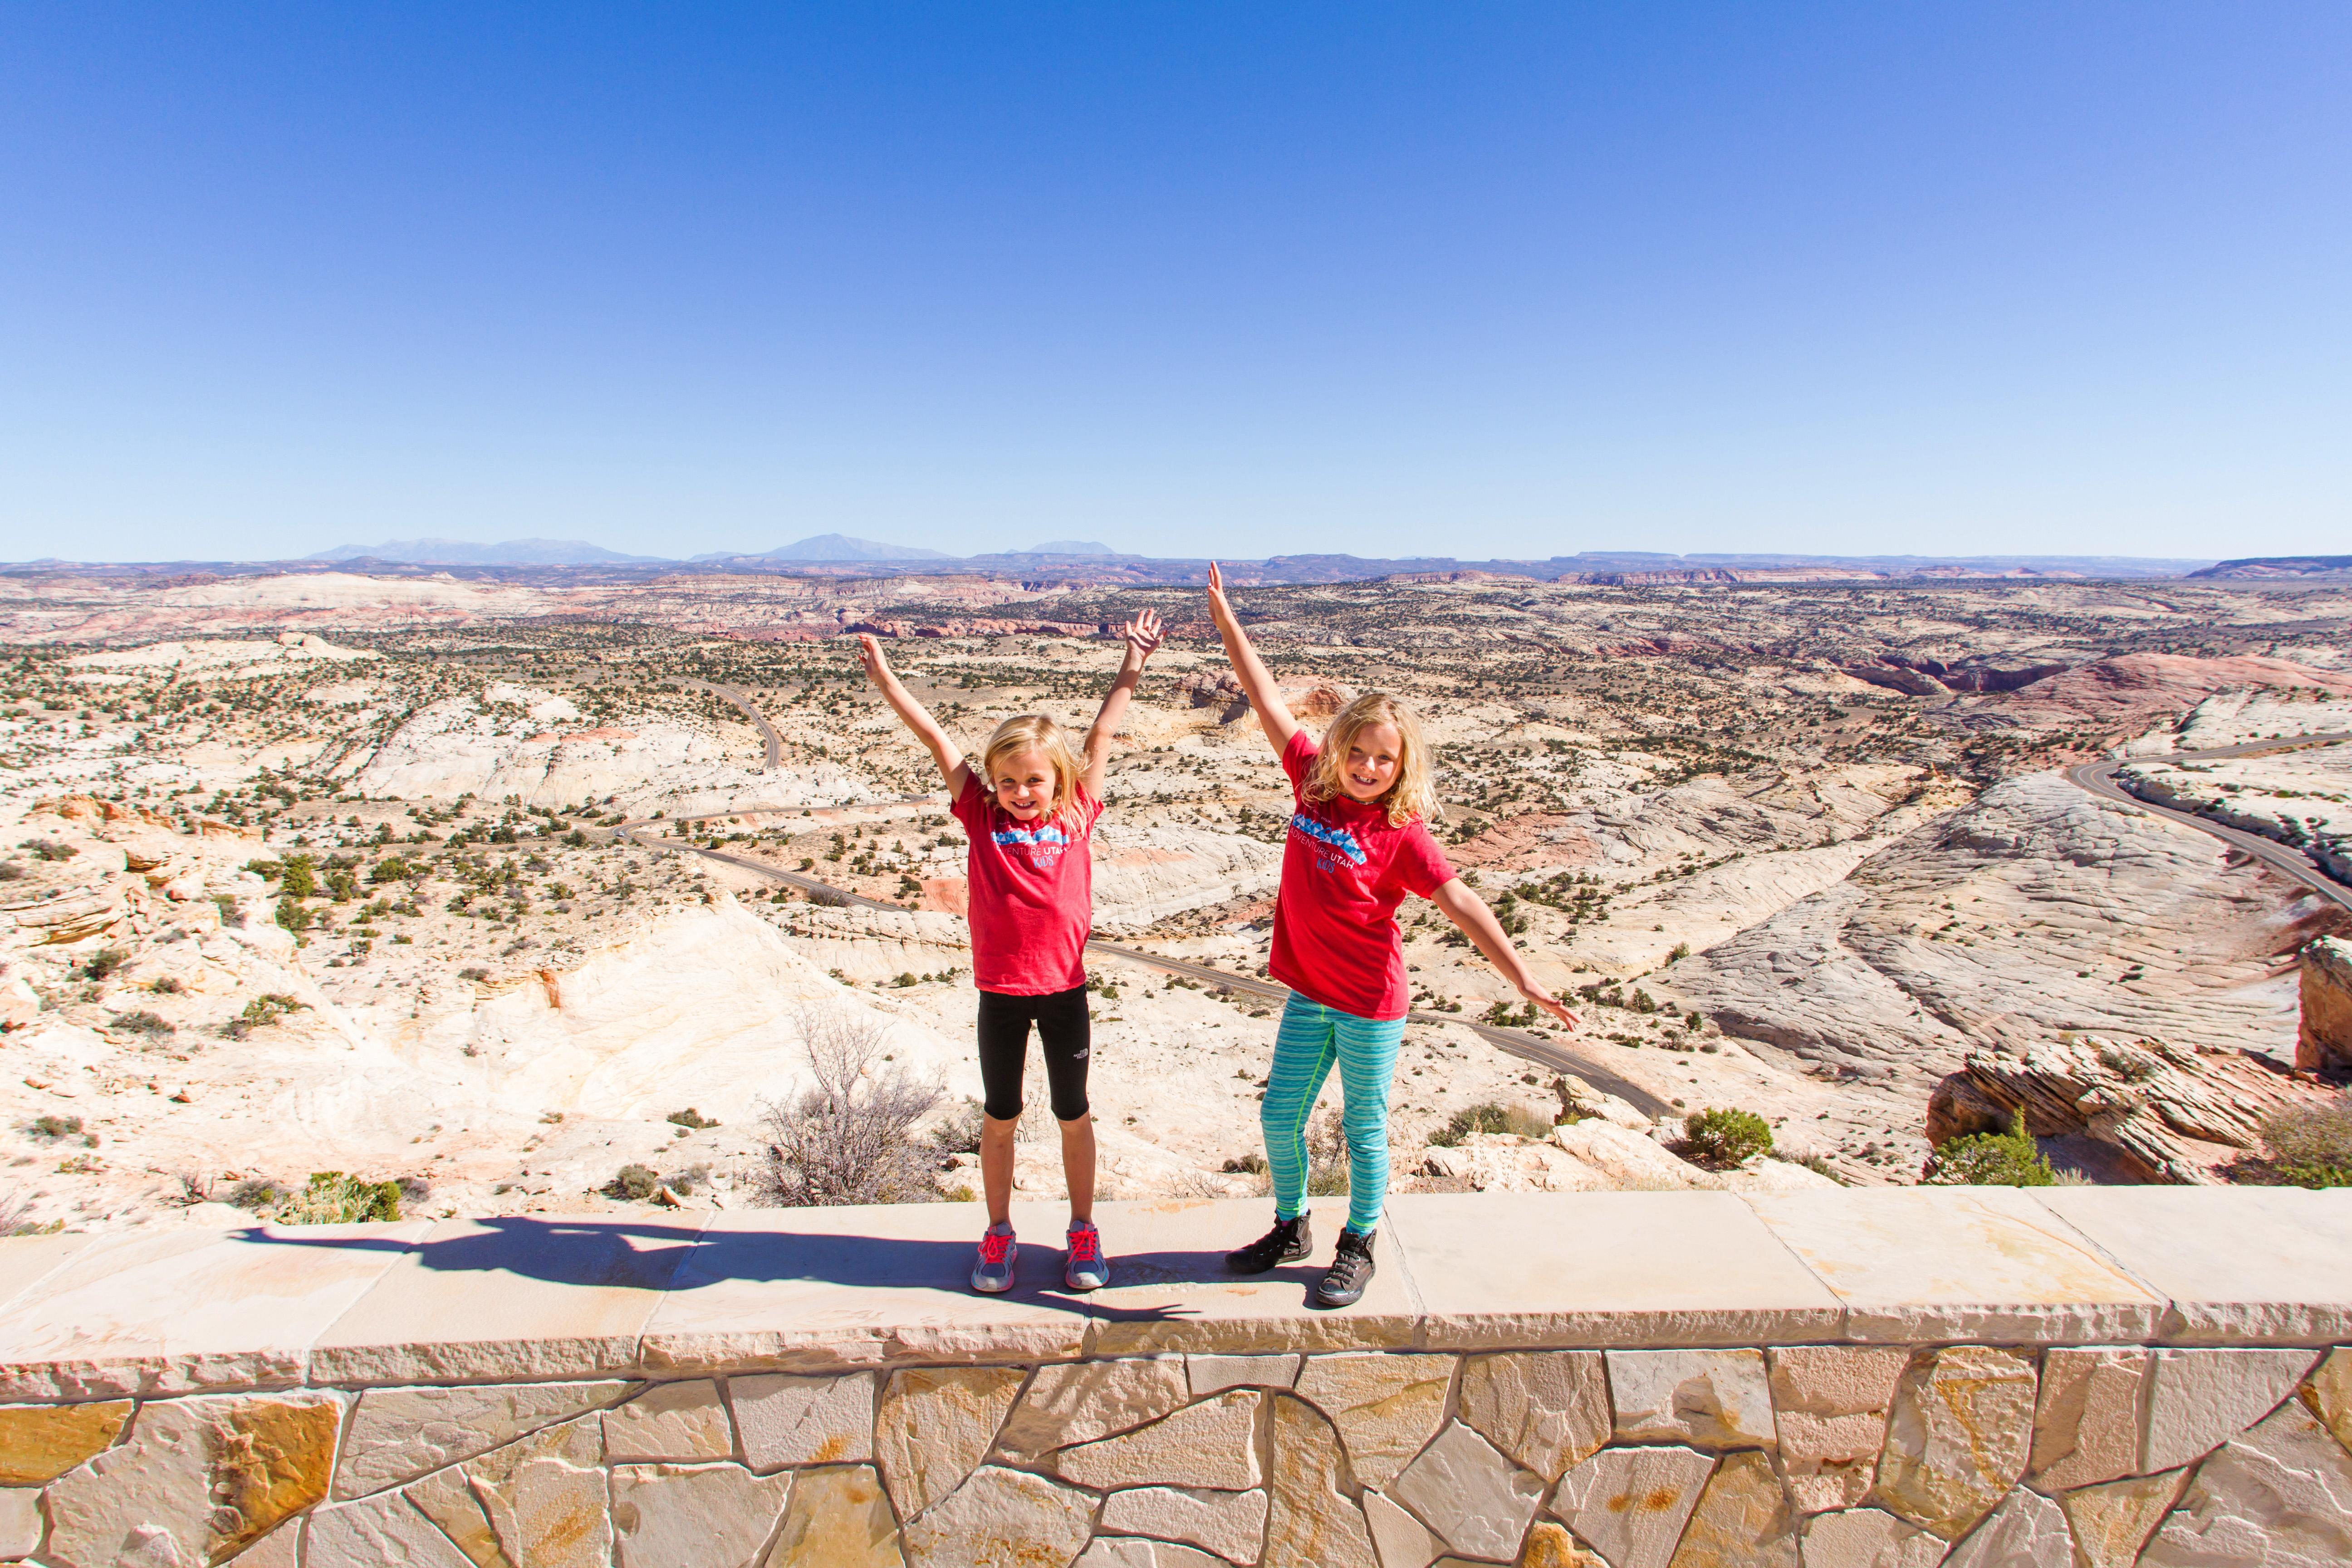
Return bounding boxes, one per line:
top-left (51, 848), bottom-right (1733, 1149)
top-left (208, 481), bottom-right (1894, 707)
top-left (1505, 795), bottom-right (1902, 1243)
top-left (900, 1466), bottom-right (1095, 1568)
top-left (603, 1379), bottom-right (734, 1462)
top-left (1553, 1445), bottom-right (1717, 1568)
top-left (1292, 1352), bottom-right (1455, 1488)
top-left (1389, 1421), bottom-right (1544, 1562)
top-left (335, 1380), bottom-right (632, 1500)
top-left (1610, 1348), bottom-right (1778, 1449)
top-left (732, 1371), bottom-right (876, 1470)
top-left (2139, 1401), bottom-right (2352, 1568)
top-left (1940, 1489), bottom-right (2070, 1568)
top-left (1458, 1350), bottom-right (1611, 1483)
top-left (1098, 1486), bottom-right (1270, 1564)
top-left (610, 1462), bottom-right (792, 1568)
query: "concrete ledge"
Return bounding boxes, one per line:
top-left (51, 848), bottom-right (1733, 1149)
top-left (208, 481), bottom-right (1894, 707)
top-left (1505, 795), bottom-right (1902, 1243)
top-left (5, 1188), bottom-right (2349, 1396)
top-left (5, 1190), bottom-right (2352, 1567)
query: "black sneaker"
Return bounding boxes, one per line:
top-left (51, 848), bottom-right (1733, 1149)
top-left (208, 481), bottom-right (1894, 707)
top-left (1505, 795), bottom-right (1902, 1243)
top-left (1226, 1214), bottom-right (1313, 1274)
top-left (1314, 1228), bottom-right (1377, 1308)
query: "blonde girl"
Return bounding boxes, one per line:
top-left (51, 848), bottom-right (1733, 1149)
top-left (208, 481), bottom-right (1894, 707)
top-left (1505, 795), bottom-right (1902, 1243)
top-left (858, 611), bottom-right (1163, 1293)
top-left (1204, 564), bottom-right (1576, 1308)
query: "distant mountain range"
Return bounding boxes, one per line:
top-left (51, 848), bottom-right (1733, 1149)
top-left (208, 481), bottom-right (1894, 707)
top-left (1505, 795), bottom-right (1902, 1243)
top-left (2192, 555), bottom-right (2352, 580)
top-left (52, 534), bottom-right (2240, 584)
top-left (309, 537), bottom-right (664, 565)
top-left (698, 533), bottom-right (956, 563)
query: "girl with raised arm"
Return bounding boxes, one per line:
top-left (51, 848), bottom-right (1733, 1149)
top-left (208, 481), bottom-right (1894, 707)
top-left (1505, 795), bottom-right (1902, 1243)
top-left (1203, 564), bottom-right (1578, 1308)
top-left (858, 610), bottom-right (1164, 1294)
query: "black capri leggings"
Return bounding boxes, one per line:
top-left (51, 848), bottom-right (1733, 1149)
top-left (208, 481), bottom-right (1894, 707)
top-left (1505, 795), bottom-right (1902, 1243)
top-left (976, 984), bottom-right (1091, 1122)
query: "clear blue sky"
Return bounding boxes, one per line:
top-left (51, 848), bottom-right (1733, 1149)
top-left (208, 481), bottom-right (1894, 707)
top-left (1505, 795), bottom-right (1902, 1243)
top-left (3, 4), bottom-right (2346, 564)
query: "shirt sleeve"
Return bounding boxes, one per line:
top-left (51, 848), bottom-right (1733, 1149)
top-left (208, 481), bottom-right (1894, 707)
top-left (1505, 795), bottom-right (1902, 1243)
top-left (1394, 820), bottom-right (1456, 900)
top-left (949, 772), bottom-right (988, 836)
top-left (1282, 729), bottom-right (1318, 797)
top-left (1072, 784), bottom-right (1107, 836)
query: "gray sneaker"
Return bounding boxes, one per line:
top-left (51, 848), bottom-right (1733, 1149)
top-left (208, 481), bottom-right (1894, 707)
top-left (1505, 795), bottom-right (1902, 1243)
top-left (972, 1224), bottom-right (1017, 1294)
top-left (1064, 1219), bottom-right (1110, 1291)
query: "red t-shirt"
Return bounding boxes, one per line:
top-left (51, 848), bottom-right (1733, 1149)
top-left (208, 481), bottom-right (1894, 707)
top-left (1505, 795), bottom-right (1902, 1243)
top-left (950, 773), bottom-right (1104, 995)
top-left (1269, 730), bottom-right (1457, 1021)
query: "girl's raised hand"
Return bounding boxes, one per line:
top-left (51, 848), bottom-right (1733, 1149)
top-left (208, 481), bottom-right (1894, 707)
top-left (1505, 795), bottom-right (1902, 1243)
top-left (1205, 561), bottom-right (1234, 626)
top-left (1520, 984), bottom-right (1581, 1031)
top-left (1122, 608), bottom-right (1165, 662)
top-left (855, 633), bottom-right (892, 686)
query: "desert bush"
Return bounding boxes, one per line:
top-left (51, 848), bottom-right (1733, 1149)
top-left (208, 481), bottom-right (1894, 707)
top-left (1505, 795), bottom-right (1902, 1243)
top-left (606, 1164), bottom-right (661, 1201)
top-left (1683, 1107), bottom-right (1774, 1168)
top-left (1305, 1109), bottom-right (1351, 1196)
top-left (226, 993), bottom-right (305, 1039)
top-left (1, 1188), bottom-right (60, 1237)
top-left (28, 1114), bottom-right (85, 1143)
top-left (225, 1177), bottom-right (289, 1210)
top-left (757, 1006), bottom-right (943, 1205)
top-left (267, 1171), bottom-right (404, 1225)
top-left (109, 1009), bottom-right (173, 1038)
top-left (929, 1098), bottom-right (989, 1155)
top-left (666, 1107), bottom-right (720, 1130)
top-left (808, 884), bottom-right (851, 908)
top-left (2248, 1095), bottom-right (2352, 1189)
top-left (25, 839), bottom-right (77, 862)
top-left (149, 975), bottom-right (184, 995)
top-left (0, 861), bottom-right (25, 882)
top-left (1920, 1114), bottom-right (2057, 1187)
top-left (83, 946), bottom-right (128, 980)
top-left (1429, 1101), bottom-right (1553, 1147)
top-left (1221, 1150), bottom-right (1269, 1174)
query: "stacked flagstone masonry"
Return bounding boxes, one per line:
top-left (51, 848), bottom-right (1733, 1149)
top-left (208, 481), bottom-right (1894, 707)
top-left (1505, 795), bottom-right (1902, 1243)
top-left (5, 1186), bottom-right (2352, 1565)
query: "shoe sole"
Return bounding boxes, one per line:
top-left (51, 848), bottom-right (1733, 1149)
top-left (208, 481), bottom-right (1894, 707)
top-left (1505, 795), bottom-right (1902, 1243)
top-left (1064, 1271), bottom-right (1109, 1292)
top-left (971, 1274), bottom-right (1014, 1294)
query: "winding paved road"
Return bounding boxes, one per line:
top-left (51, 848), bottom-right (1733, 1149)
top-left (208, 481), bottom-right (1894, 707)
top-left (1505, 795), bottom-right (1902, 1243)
top-left (675, 679), bottom-right (782, 771)
top-left (2068, 733), bottom-right (2352, 914)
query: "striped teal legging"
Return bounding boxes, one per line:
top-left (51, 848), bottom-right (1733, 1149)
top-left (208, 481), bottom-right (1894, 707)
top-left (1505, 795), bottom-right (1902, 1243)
top-left (1262, 993), bottom-right (1405, 1235)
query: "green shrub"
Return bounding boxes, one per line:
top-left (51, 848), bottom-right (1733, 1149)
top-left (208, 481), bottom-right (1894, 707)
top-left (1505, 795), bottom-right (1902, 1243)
top-left (2250, 1097), bottom-right (2352, 1189)
top-left (29, 1114), bottom-right (83, 1142)
top-left (225, 1177), bottom-right (289, 1211)
top-left (1429, 1101), bottom-right (1556, 1147)
top-left (1921, 1114), bottom-right (2056, 1187)
top-left (267, 1172), bottom-right (403, 1225)
top-left (666, 1107), bottom-right (720, 1130)
top-left (1683, 1107), bottom-right (1774, 1168)
top-left (607, 1164), bottom-right (661, 1201)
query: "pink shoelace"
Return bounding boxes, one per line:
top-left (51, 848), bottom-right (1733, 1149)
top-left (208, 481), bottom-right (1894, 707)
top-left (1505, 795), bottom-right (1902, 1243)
top-left (979, 1230), bottom-right (1014, 1265)
top-left (1066, 1224), bottom-right (1101, 1264)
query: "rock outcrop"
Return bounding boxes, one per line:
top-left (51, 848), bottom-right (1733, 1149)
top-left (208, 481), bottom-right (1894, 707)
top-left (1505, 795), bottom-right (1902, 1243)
top-left (1670, 773), bottom-right (2338, 1086)
top-left (2301, 937), bottom-right (2352, 1073)
top-left (1928, 1034), bottom-right (2333, 1184)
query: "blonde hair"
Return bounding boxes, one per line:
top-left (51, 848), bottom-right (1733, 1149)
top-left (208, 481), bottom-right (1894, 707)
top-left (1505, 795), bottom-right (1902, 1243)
top-left (979, 714), bottom-right (1086, 820)
top-left (1303, 691), bottom-right (1440, 828)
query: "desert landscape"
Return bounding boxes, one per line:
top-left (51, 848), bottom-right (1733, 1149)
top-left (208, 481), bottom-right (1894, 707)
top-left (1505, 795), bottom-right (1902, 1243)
top-left (5, 562), bottom-right (2352, 1235)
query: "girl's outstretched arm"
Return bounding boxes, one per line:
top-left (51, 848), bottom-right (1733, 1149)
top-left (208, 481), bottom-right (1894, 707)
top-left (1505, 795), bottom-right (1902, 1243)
top-left (1427, 878), bottom-right (1582, 1029)
top-left (1082, 609), bottom-right (1164, 800)
top-left (856, 634), bottom-right (970, 796)
top-left (1205, 561), bottom-right (1299, 756)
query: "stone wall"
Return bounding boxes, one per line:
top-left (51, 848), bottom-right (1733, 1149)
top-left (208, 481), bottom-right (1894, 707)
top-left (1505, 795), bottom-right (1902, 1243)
top-left (6, 1187), bottom-right (2352, 1566)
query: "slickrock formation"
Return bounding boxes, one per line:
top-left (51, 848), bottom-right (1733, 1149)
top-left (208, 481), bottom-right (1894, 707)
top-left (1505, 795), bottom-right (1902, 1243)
top-left (1671, 773), bottom-right (2335, 1089)
top-left (2300, 936), bottom-right (2352, 1073)
top-left (1929, 1034), bottom-right (2335, 1185)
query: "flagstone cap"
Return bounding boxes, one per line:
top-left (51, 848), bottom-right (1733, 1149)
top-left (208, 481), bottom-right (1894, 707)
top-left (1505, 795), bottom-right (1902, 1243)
top-left (2, 1189), bottom-right (2346, 1398)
